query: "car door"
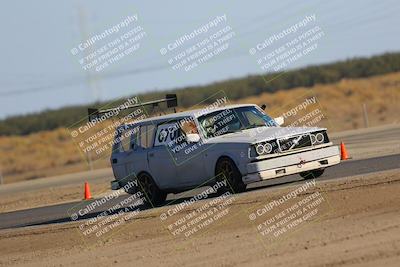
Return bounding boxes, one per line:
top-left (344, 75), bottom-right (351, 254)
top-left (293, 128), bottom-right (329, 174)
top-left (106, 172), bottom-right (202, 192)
top-left (111, 125), bottom-right (136, 183)
top-left (145, 123), bottom-right (179, 190)
top-left (171, 117), bottom-right (207, 186)
top-left (123, 125), bottom-right (149, 182)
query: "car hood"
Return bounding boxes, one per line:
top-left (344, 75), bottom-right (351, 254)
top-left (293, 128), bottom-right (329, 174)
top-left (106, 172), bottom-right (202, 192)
top-left (205, 126), bottom-right (325, 144)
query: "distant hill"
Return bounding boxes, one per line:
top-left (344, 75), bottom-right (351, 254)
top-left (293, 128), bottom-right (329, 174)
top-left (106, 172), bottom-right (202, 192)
top-left (1, 52), bottom-right (400, 136)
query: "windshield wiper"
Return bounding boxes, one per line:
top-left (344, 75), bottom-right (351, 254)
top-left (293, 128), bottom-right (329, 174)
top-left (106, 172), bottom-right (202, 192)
top-left (242, 124), bottom-right (266, 130)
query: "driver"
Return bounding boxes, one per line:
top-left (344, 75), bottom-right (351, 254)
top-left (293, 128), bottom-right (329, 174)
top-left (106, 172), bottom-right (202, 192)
top-left (181, 120), bottom-right (198, 135)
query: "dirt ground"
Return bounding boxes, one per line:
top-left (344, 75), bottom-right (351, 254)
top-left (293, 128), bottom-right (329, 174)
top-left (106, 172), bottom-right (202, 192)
top-left (0, 169), bottom-right (399, 267)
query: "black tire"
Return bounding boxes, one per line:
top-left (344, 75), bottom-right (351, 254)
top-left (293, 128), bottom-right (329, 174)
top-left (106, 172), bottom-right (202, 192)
top-left (123, 177), bottom-right (138, 194)
top-left (124, 185), bottom-right (137, 195)
top-left (300, 169), bottom-right (325, 179)
top-left (216, 186), bottom-right (228, 195)
top-left (137, 172), bottom-right (167, 206)
top-left (216, 158), bottom-right (247, 193)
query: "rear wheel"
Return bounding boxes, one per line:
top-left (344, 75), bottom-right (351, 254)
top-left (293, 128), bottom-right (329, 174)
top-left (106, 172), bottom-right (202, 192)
top-left (124, 186), bottom-right (137, 195)
top-left (300, 169), bottom-right (325, 179)
top-left (216, 158), bottom-right (247, 193)
top-left (137, 172), bottom-right (167, 206)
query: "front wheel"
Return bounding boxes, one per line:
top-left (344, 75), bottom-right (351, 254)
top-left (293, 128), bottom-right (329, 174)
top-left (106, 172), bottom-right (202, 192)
top-left (137, 172), bottom-right (167, 206)
top-left (216, 158), bottom-right (247, 193)
top-left (300, 168), bottom-right (325, 179)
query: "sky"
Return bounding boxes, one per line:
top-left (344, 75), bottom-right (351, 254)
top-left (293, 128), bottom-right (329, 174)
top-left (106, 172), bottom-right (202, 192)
top-left (0, 0), bottom-right (399, 118)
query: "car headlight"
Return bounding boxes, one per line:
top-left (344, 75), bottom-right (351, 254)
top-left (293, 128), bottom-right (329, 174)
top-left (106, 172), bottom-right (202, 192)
top-left (252, 140), bottom-right (277, 156)
top-left (255, 142), bottom-right (272, 154)
top-left (310, 130), bottom-right (329, 145)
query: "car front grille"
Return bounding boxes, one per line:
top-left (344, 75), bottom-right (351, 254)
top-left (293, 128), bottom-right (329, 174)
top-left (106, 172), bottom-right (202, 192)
top-left (278, 134), bottom-right (312, 152)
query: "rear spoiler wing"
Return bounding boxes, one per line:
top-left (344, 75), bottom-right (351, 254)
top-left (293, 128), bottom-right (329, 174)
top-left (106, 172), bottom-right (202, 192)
top-left (88, 94), bottom-right (177, 123)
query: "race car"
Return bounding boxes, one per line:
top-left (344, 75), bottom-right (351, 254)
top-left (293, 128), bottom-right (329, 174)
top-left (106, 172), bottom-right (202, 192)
top-left (89, 95), bottom-right (340, 205)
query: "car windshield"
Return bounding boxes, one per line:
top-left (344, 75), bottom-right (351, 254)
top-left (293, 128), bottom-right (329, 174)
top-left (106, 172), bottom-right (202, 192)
top-left (198, 106), bottom-right (277, 138)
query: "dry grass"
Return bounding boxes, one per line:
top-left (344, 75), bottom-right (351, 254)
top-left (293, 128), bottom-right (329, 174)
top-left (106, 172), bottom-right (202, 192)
top-left (0, 128), bottom-right (110, 183)
top-left (235, 72), bottom-right (400, 131)
top-left (0, 72), bottom-right (399, 184)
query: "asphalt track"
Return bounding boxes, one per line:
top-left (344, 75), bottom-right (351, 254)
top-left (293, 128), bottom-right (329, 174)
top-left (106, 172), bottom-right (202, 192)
top-left (0, 153), bottom-right (398, 230)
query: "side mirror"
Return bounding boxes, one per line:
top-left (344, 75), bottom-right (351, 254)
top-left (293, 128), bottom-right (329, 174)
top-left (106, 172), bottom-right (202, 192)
top-left (186, 133), bottom-right (200, 143)
top-left (260, 104), bottom-right (267, 110)
top-left (274, 116), bottom-right (284, 126)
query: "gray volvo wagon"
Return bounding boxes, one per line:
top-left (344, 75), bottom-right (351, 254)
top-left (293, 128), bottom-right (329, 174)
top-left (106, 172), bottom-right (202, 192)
top-left (96, 99), bottom-right (340, 206)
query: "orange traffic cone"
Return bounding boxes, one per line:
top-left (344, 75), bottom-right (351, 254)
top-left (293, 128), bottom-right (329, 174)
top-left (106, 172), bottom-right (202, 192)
top-left (340, 142), bottom-right (350, 160)
top-left (84, 182), bottom-right (92, 200)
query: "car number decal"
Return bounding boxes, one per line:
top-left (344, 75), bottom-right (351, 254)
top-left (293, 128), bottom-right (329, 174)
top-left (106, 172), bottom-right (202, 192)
top-left (154, 123), bottom-right (180, 146)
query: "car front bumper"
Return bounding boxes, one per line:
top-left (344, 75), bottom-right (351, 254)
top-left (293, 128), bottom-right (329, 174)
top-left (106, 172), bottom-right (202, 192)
top-left (243, 146), bottom-right (340, 184)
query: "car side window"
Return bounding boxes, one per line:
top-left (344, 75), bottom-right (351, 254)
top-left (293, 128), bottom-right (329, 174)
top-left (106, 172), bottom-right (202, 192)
top-left (139, 124), bottom-right (156, 149)
top-left (130, 126), bottom-right (140, 150)
top-left (119, 127), bottom-right (134, 152)
top-left (112, 125), bottom-right (140, 153)
top-left (154, 120), bottom-right (184, 147)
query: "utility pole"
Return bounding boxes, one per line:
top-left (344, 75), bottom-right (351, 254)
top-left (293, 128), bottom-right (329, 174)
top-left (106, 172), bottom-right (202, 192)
top-left (362, 103), bottom-right (369, 128)
top-left (86, 151), bottom-right (93, 171)
top-left (77, 4), bottom-right (101, 101)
